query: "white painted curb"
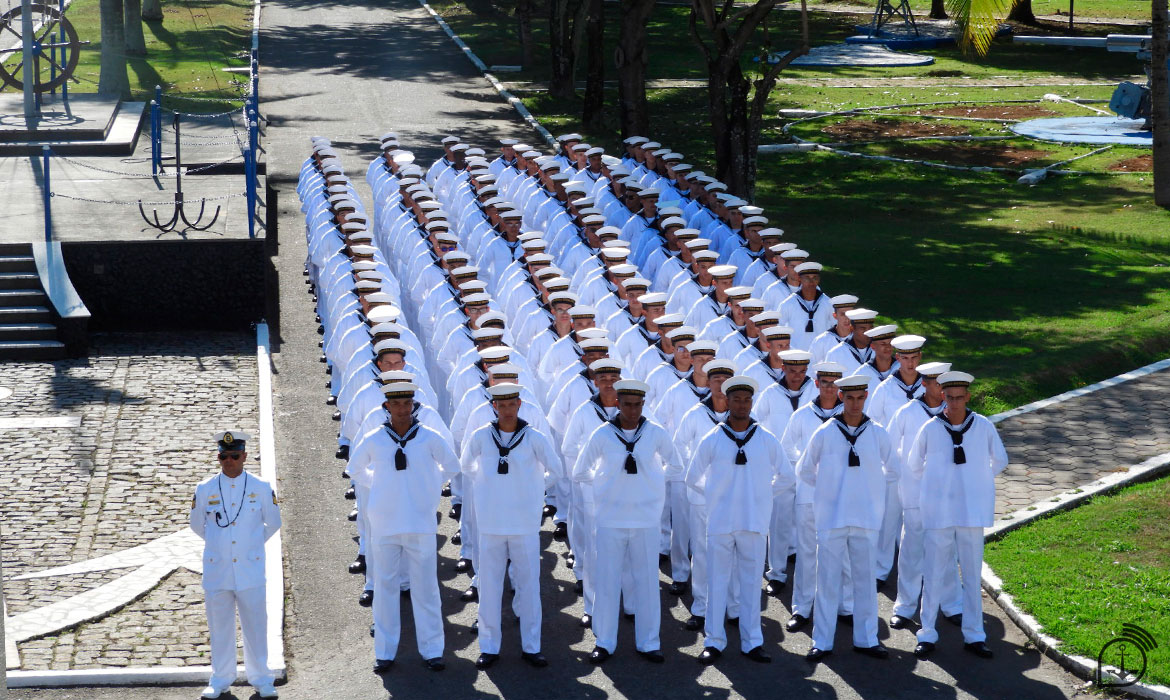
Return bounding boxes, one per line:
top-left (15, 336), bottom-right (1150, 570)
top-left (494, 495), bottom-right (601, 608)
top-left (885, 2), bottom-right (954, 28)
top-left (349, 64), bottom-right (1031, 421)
top-left (989, 356), bottom-right (1170, 425)
top-left (416, 0), bottom-right (558, 150)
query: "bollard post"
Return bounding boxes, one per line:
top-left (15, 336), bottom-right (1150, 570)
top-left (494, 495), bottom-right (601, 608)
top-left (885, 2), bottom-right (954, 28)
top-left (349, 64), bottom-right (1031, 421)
top-left (150, 100), bottom-right (159, 177)
top-left (58, 0), bottom-right (68, 100)
top-left (245, 122), bottom-right (256, 239)
top-left (42, 145), bottom-right (52, 244)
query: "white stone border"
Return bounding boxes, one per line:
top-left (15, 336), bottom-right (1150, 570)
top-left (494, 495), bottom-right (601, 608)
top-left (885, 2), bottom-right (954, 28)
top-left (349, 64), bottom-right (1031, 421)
top-left (5, 323), bottom-right (285, 688)
top-left (982, 450), bottom-right (1170, 700)
top-left (989, 356), bottom-right (1170, 424)
top-left (415, 0), bottom-right (558, 150)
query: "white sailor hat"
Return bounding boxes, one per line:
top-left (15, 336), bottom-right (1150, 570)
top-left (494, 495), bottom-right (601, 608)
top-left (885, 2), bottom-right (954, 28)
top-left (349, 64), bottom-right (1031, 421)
top-left (331, 198), bottom-right (359, 211)
top-left (564, 182), bottom-right (588, 195)
top-left (795, 262), bottom-right (823, 275)
top-left (457, 279), bottom-right (488, 293)
top-left (683, 239), bottom-right (708, 251)
top-left (568, 305), bottom-right (597, 319)
top-left (441, 135), bottom-right (460, 144)
top-left (661, 216), bottom-right (686, 229)
top-left (739, 205), bottom-right (764, 216)
top-left (687, 172), bottom-right (707, 181)
top-left (349, 244), bottom-right (378, 258)
top-left (434, 231), bottom-right (460, 245)
top-left (592, 226), bottom-right (620, 240)
top-left (658, 205), bottom-right (684, 217)
top-left (622, 277), bottom-right (651, 291)
top-left (813, 361), bottom-right (847, 378)
top-left (638, 186), bottom-right (662, 198)
top-left (571, 143), bottom-right (591, 152)
top-left (918, 361), bottom-right (952, 377)
top-left (514, 230), bottom-right (541, 243)
top-left (590, 358), bottom-right (624, 374)
top-left (582, 214), bottom-right (607, 226)
top-left (424, 220), bottom-right (450, 232)
top-left (347, 230), bottom-right (373, 243)
top-left (580, 337), bottom-right (612, 352)
top-left (557, 132), bottom-right (583, 142)
top-left (371, 322), bottom-right (403, 337)
top-left (704, 181), bottom-right (728, 192)
top-left (779, 349), bottom-right (813, 366)
top-left (418, 200), bottom-right (442, 211)
top-left (461, 292), bottom-right (492, 308)
top-left (352, 261), bottom-right (378, 272)
top-left (478, 346), bottom-right (512, 362)
top-left (780, 248), bottom-right (809, 260)
top-left (322, 163), bottom-right (344, 175)
top-left (769, 242), bottom-right (798, 254)
top-left (742, 216), bottom-right (769, 227)
top-left (723, 375), bottom-right (759, 395)
top-left (672, 163), bottom-right (693, 172)
top-left (326, 184), bottom-right (349, 195)
top-left (740, 297), bottom-right (765, 312)
top-left (487, 383), bottom-right (523, 401)
top-left (478, 310), bottom-right (508, 327)
top-left (759, 227), bottom-right (785, 240)
top-left (705, 359), bottom-right (738, 377)
top-left (533, 267), bottom-right (563, 280)
top-left (355, 280), bottom-right (380, 292)
top-left (549, 291), bottom-right (579, 305)
top-left (450, 143), bottom-right (469, 153)
top-left (373, 339), bottom-right (408, 356)
top-left (578, 328), bottom-right (610, 340)
top-left (599, 248), bottom-right (630, 261)
top-left (499, 138), bottom-right (519, 146)
top-left (715, 193), bottom-right (736, 203)
top-left (938, 371), bottom-right (974, 388)
top-left (214, 431), bottom-right (251, 450)
top-left (834, 375), bottom-right (870, 391)
top-left (521, 239), bottom-right (547, 251)
top-left (527, 252), bottom-right (554, 265)
top-left (442, 251), bottom-right (470, 264)
top-left (381, 382), bottom-right (418, 399)
top-left (709, 264), bottom-right (738, 280)
top-left (614, 379), bottom-right (650, 396)
top-left (378, 370), bottom-right (414, 384)
top-left (675, 228), bottom-right (701, 240)
top-left (520, 149), bottom-right (541, 159)
top-left (831, 294), bottom-right (859, 308)
top-left (487, 363), bottom-right (520, 379)
top-left (845, 308), bottom-right (878, 322)
top-left (451, 265), bottom-right (479, 279)
top-left (637, 292), bottom-right (668, 306)
top-left (550, 173), bottom-right (571, 183)
top-left (544, 276), bottom-right (571, 291)
top-left (585, 146), bottom-right (605, 156)
top-left (656, 313), bottom-right (686, 327)
top-left (762, 325), bottom-right (793, 339)
top-left (471, 326), bottom-right (505, 341)
top-left (688, 340), bottom-right (718, 356)
top-left (610, 264), bottom-right (638, 277)
top-left (865, 324), bottom-right (898, 341)
top-left (466, 147), bottom-right (486, 157)
top-left (666, 325), bottom-right (698, 342)
top-left (892, 334), bottom-right (926, 353)
top-left (574, 196), bottom-right (596, 207)
top-left (500, 210), bottom-right (524, 220)
top-left (366, 305), bottom-right (401, 323)
top-left (356, 271), bottom-right (382, 282)
top-left (623, 136), bottom-right (649, 145)
top-left (641, 141), bottom-right (661, 150)
top-left (608, 163), bottom-right (631, 176)
top-left (693, 250), bottom-right (720, 262)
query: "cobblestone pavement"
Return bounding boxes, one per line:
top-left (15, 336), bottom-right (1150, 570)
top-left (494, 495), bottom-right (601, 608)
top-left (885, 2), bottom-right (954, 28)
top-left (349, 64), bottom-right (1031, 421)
top-left (1, 332), bottom-right (257, 671)
top-left (993, 368), bottom-right (1170, 517)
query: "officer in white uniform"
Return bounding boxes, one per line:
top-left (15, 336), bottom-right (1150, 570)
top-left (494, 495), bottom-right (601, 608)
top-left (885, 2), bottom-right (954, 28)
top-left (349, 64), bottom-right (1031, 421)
top-left (191, 431), bottom-right (281, 699)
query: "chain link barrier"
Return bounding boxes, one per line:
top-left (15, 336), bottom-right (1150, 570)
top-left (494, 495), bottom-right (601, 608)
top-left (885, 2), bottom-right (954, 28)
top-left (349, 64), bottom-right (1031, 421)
top-left (50, 191), bottom-right (247, 206)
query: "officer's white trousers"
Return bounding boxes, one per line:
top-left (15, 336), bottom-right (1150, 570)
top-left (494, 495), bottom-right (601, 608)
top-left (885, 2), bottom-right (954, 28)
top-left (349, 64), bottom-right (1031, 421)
top-left (205, 585), bottom-right (271, 690)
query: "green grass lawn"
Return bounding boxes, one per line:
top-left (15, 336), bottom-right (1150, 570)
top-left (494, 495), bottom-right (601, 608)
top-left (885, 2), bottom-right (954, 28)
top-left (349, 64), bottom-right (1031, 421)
top-left (985, 476), bottom-right (1170, 686)
top-left (1, 0), bottom-right (252, 110)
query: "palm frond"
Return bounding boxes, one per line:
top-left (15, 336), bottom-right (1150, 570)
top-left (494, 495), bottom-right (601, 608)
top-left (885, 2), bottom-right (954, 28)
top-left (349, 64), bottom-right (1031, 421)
top-left (946, 0), bottom-right (1014, 56)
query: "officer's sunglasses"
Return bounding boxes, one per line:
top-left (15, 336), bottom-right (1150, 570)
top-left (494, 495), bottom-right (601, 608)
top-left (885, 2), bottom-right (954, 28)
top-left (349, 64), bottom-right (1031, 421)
top-left (218, 452), bottom-right (244, 460)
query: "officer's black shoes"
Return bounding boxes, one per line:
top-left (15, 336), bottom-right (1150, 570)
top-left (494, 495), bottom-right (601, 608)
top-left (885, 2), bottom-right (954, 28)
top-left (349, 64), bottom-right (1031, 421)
top-left (475, 653), bottom-right (498, 669)
top-left (786, 614), bottom-right (810, 633)
top-left (697, 647), bottom-right (721, 665)
top-left (743, 646), bottom-right (772, 663)
top-left (853, 644), bottom-right (889, 659)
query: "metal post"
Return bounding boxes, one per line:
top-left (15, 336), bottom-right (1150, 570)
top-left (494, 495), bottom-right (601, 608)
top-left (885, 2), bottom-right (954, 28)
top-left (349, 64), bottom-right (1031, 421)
top-left (154, 85), bottom-right (163, 173)
top-left (42, 145), bottom-right (52, 244)
top-left (21, 0), bottom-right (36, 119)
top-left (246, 120), bottom-right (256, 239)
top-left (58, 0), bottom-right (67, 100)
top-left (150, 100), bottom-right (159, 176)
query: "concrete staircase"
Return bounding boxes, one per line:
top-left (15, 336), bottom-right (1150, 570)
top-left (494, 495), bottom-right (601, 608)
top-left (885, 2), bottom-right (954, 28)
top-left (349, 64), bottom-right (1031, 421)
top-left (0, 244), bottom-right (67, 360)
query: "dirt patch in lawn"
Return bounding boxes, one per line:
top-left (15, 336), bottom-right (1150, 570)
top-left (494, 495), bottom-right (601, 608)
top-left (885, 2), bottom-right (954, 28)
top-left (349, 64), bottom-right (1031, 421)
top-left (821, 117), bottom-right (968, 141)
top-left (1108, 154), bottom-right (1153, 172)
top-left (882, 142), bottom-right (1055, 168)
top-left (920, 105), bottom-right (1061, 120)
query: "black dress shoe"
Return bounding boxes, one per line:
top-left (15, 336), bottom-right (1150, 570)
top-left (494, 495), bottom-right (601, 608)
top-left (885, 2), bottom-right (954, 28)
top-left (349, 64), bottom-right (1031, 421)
top-left (325, 365), bottom-right (332, 375)
top-left (574, 579), bottom-right (583, 594)
top-left (637, 649), bottom-right (665, 663)
top-left (964, 641), bottom-right (993, 658)
top-left (786, 614), bottom-right (810, 633)
top-left (838, 614), bottom-right (854, 626)
top-left (461, 586), bottom-right (479, 602)
top-left (470, 619), bottom-right (478, 634)
top-left (344, 487), bottom-right (356, 500)
top-left (451, 530), bottom-right (462, 545)
top-left (326, 396), bottom-right (337, 406)
top-left (579, 614), bottom-right (592, 628)
top-left (348, 555), bottom-right (366, 575)
top-left (945, 613), bottom-right (963, 627)
top-left (743, 646), bottom-right (772, 663)
top-left (341, 468), bottom-right (350, 479)
top-left (853, 644), bottom-right (889, 659)
top-left (765, 579), bottom-right (785, 596)
top-left (319, 354), bottom-right (328, 363)
top-left (684, 615), bottom-right (705, 631)
top-left (876, 578), bottom-right (887, 590)
top-left (335, 445), bottom-right (348, 460)
top-left (588, 647), bottom-right (610, 664)
top-left (400, 588), bottom-right (410, 598)
top-left (325, 380), bottom-right (331, 389)
top-left (475, 653), bottom-right (498, 669)
top-left (889, 615), bottom-right (912, 630)
top-left (441, 483), bottom-right (451, 497)
top-left (347, 508), bottom-right (358, 522)
top-left (542, 504), bottom-right (557, 519)
top-left (424, 657), bottom-right (445, 671)
top-left (373, 658), bottom-right (393, 674)
top-left (449, 504), bottom-right (462, 521)
top-left (331, 410), bottom-right (341, 421)
top-left (521, 651), bottom-right (548, 667)
top-left (668, 580), bottom-right (689, 596)
top-left (358, 590), bottom-right (374, 607)
top-left (914, 641), bottom-right (936, 658)
top-left (805, 647), bottom-right (832, 663)
top-left (553, 522), bottom-right (568, 540)
top-left (565, 554), bottom-right (576, 568)
top-left (369, 623), bottom-right (375, 638)
top-left (454, 558), bottom-right (472, 573)
top-left (697, 647), bottom-right (722, 665)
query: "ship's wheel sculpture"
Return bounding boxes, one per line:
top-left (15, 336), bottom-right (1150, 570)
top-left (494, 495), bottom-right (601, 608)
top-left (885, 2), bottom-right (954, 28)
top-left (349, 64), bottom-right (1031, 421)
top-left (0, 2), bottom-right (86, 93)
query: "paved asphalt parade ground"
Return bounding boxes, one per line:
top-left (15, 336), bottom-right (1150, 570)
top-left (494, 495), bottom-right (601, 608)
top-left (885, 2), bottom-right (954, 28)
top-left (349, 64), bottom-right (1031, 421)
top-left (3, 0), bottom-right (1168, 698)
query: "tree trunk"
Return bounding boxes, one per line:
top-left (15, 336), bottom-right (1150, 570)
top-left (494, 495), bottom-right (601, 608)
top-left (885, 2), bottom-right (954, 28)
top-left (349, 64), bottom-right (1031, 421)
top-left (98, 0), bottom-right (131, 98)
top-left (1007, 0), bottom-right (1036, 23)
top-left (516, 0), bottom-right (534, 66)
top-left (929, 0), bottom-right (948, 19)
top-left (1153, 0), bottom-right (1170, 207)
top-left (142, 0), bottom-right (162, 21)
top-left (124, 0), bottom-right (146, 55)
top-left (549, 0), bottom-right (579, 98)
top-left (582, 0), bottom-right (605, 129)
top-left (614, 0), bottom-right (655, 137)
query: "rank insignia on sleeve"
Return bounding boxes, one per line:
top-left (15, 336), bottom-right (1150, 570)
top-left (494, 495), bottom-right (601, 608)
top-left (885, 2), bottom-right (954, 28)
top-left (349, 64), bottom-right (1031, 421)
top-left (272, 492), bottom-right (279, 505)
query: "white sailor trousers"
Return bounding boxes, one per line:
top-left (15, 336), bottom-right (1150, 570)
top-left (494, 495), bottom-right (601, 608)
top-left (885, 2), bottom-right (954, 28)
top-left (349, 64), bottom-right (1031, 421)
top-left (918, 526), bottom-right (986, 645)
top-left (371, 533), bottom-right (444, 661)
top-left (766, 485), bottom-right (797, 582)
top-left (687, 502), bottom-right (740, 619)
top-left (812, 526), bottom-right (879, 651)
top-left (892, 507), bottom-right (962, 619)
top-left (476, 533), bottom-right (542, 654)
top-left (205, 585), bottom-right (271, 689)
top-left (792, 504), bottom-right (855, 618)
top-left (875, 479), bottom-right (902, 580)
top-left (703, 530), bottom-right (766, 653)
top-left (667, 480), bottom-right (692, 582)
top-left (593, 526), bottom-right (661, 653)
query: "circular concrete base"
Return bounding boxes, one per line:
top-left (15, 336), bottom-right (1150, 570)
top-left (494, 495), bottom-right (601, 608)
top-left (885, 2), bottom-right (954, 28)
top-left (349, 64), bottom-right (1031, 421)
top-left (1011, 116), bottom-right (1152, 146)
top-left (771, 43), bottom-right (935, 67)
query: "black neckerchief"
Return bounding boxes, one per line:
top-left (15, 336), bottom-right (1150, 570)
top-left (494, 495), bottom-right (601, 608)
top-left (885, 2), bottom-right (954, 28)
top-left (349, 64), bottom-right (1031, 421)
top-left (490, 419), bottom-right (530, 474)
top-left (686, 374), bottom-right (712, 400)
top-left (744, 247), bottom-right (764, 261)
top-left (701, 396), bottom-right (729, 424)
top-left (863, 359), bottom-right (899, 383)
top-left (719, 419), bottom-right (759, 465)
top-left (891, 371), bottom-right (923, 400)
top-left (590, 395), bottom-right (618, 422)
top-left (668, 363), bottom-right (693, 381)
top-left (386, 419), bottom-right (422, 470)
top-left (917, 398), bottom-right (945, 419)
top-left (812, 399), bottom-right (843, 422)
top-left (835, 416), bottom-right (871, 467)
top-left (411, 401), bottom-right (422, 419)
top-left (943, 410), bottom-right (976, 465)
top-left (761, 360), bottom-right (785, 386)
top-left (846, 340), bottom-right (875, 366)
top-left (794, 290), bottom-right (824, 333)
top-left (609, 416), bottom-right (648, 473)
top-left (781, 377), bottom-right (813, 411)
top-left (706, 290), bottom-right (729, 315)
